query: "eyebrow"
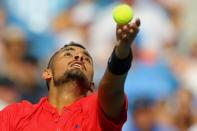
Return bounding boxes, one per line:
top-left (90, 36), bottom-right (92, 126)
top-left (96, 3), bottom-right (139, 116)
top-left (63, 47), bottom-right (75, 51)
top-left (83, 51), bottom-right (92, 60)
top-left (61, 47), bottom-right (93, 60)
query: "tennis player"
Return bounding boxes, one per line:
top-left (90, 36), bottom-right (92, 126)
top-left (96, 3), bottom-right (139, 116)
top-left (0, 19), bottom-right (140, 131)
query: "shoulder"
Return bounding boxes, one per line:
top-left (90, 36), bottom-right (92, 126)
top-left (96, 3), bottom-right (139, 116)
top-left (0, 97), bottom-right (47, 129)
top-left (84, 93), bottom-right (98, 101)
top-left (80, 93), bottom-right (98, 106)
top-left (1, 101), bottom-right (32, 114)
top-left (0, 97), bottom-right (47, 116)
top-left (75, 93), bottom-right (98, 113)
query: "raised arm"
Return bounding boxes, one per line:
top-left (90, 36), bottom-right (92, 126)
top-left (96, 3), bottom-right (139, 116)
top-left (98, 19), bottom-right (140, 119)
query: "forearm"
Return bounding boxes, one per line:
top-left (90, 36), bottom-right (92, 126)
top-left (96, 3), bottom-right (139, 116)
top-left (98, 43), bottom-right (132, 119)
top-left (98, 69), bottom-right (127, 118)
top-left (99, 43), bottom-right (131, 93)
top-left (98, 18), bottom-right (140, 119)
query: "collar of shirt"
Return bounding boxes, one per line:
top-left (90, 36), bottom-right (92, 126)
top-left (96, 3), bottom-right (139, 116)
top-left (40, 97), bottom-right (84, 115)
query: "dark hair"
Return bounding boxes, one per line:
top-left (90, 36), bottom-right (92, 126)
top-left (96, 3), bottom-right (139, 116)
top-left (46, 42), bottom-right (87, 90)
top-left (47, 42), bottom-right (86, 69)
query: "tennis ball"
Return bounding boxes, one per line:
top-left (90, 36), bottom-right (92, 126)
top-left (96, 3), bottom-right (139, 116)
top-left (113, 4), bottom-right (134, 25)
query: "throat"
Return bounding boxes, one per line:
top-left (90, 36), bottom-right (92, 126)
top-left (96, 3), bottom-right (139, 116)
top-left (48, 81), bottom-right (86, 113)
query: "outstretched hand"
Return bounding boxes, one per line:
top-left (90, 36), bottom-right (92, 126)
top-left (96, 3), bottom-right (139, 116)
top-left (116, 18), bottom-right (140, 46)
top-left (115, 18), bottom-right (140, 58)
top-left (98, 19), bottom-right (140, 120)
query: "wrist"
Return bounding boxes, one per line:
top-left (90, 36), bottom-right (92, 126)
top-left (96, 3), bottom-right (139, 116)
top-left (115, 41), bottom-right (131, 59)
top-left (107, 47), bottom-right (132, 75)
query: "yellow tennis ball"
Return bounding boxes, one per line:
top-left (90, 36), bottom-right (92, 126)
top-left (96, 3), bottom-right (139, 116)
top-left (113, 4), bottom-right (134, 25)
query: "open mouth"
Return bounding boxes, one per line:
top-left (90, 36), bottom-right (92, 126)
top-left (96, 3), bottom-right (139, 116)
top-left (70, 61), bottom-right (86, 71)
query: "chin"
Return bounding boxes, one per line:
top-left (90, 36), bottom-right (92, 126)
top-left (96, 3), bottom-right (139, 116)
top-left (54, 68), bottom-right (89, 87)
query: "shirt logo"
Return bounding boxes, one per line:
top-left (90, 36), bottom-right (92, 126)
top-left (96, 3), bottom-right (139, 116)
top-left (75, 124), bottom-right (80, 129)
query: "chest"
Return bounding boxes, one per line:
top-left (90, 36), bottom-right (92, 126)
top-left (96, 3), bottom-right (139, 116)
top-left (16, 108), bottom-right (100, 131)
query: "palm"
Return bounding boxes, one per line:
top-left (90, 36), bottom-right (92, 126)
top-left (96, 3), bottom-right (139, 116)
top-left (116, 18), bottom-right (140, 45)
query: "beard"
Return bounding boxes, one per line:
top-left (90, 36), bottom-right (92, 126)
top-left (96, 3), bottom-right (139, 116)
top-left (53, 68), bottom-right (90, 91)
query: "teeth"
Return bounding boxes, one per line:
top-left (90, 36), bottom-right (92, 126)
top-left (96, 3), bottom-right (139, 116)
top-left (73, 63), bottom-right (82, 68)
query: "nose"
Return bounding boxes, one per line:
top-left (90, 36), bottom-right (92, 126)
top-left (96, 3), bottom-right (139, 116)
top-left (74, 54), bottom-right (84, 61)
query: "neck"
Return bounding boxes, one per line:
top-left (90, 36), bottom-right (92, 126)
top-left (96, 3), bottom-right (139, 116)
top-left (48, 81), bottom-right (85, 113)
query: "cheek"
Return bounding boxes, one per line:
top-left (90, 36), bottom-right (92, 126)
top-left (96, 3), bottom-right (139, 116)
top-left (53, 60), bottom-right (70, 77)
top-left (86, 65), bottom-right (94, 81)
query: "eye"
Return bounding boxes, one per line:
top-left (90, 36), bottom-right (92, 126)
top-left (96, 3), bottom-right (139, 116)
top-left (64, 52), bottom-right (72, 57)
top-left (85, 57), bottom-right (91, 64)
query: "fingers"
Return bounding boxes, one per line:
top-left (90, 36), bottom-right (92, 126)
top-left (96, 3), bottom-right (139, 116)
top-left (128, 18), bottom-right (140, 32)
top-left (122, 33), bottom-right (127, 39)
top-left (116, 18), bottom-right (140, 41)
top-left (135, 18), bottom-right (141, 27)
top-left (117, 28), bottom-right (122, 34)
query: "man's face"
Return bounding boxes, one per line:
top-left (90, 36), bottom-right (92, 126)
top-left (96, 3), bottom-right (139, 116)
top-left (51, 46), bottom-right (94, 87)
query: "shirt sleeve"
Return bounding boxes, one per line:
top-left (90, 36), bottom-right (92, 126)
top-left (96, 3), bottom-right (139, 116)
top-left (0, 101), bottom-right (29, 131)
top-left (97, 95), bottom-right (128, 131)
top-left (0, 103), bottom-right (19, 131)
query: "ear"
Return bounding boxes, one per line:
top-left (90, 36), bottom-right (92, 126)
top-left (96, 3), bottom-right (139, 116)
top-left (42, 69), bottom-right (52, 80)
top-left (87, 82), bottom-right (96, 96)
top-left (89, 82), bottom-right (96, 92)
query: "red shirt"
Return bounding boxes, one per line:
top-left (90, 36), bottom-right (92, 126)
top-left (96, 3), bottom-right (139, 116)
top-left (0, 93), bottom-right (127, 131)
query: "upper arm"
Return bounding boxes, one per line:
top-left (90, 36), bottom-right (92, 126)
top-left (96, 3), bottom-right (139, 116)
top-left (97, 94), bottom-right (128, 131)
top-left (0, 102), bottom-right (27, 131)
top-left (98, 69), bottom-right (127, 119)
top-left (84, 93), bottom-right (128, 130)
top-left (0, 104), bottom-right (18, 131)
